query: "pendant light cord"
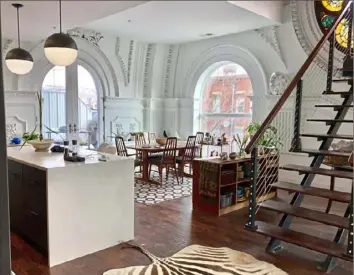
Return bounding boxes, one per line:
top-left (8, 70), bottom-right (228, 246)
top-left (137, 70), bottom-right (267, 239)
top-left (59, 0), bottom-right (62, 33)
top-left (16, 5), bottom-right (20, 47)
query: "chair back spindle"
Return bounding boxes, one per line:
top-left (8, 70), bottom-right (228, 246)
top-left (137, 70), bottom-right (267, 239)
top-left (183, 136), bottom-right (196, 162)
top-left (115, 136), bottom-right (128, 157)
top-left (135, 132), bottom-right (146, 147)
top-left (162, 137), bottom-right (178, 165)
top-left (196, 132), bottom-right (204, 145)
top-left (148, 132), bottom-right (157, 144)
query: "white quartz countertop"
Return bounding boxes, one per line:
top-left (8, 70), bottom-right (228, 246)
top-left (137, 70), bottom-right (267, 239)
top-left (7, 146), bottom-right (131, 170)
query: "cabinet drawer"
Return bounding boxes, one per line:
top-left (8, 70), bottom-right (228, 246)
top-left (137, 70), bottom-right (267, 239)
top-left (24, 209), bottom-right (48, 254)
top-left (23, 166), bottom-right (47, 216)
top-left (8, 159), bottom-right (22, 176)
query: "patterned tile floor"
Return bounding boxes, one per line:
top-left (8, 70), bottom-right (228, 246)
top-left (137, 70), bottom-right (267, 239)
top-left (134, 171), bottom-right (192, 205)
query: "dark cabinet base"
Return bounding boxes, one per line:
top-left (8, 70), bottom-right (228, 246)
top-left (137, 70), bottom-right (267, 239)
top-left (8, 159), bottom-right (48, 255)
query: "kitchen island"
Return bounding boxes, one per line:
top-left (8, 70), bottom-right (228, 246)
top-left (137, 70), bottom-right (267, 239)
top-left (7, 146), bottom-right (134, 267)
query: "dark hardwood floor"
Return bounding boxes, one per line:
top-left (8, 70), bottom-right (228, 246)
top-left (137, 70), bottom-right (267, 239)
top-left (11, 191), bottom-right (353, 275)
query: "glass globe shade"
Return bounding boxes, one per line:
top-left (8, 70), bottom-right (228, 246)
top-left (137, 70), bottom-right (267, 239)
top-left (44, 47), bottom-right (78, 66)
top-left (5, 59), bottom-right (34, 75)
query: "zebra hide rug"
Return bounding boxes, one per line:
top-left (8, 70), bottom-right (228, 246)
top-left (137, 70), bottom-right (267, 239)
top-left (104, 243), bottom-right (288, 275)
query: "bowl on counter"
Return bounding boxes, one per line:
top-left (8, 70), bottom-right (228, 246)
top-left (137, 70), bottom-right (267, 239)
top-left (27, 139), bottom-right (53, 152)
top-left (156, 137), bottom-right (167, 146)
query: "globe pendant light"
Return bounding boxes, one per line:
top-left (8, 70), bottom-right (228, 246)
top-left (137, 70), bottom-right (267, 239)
top-left (44, 0), bottom-right (78, 66)
top-left (5, 4), bottom-right (33, 75)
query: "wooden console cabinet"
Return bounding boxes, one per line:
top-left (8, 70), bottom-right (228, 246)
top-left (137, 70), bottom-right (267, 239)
top-left (8, 159), bottom-right (48, 255)
top-left (192, 156), bottom-right (278, 216)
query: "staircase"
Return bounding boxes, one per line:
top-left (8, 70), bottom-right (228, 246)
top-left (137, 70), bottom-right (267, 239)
top-left (244, 2), bottom-right (353, 272)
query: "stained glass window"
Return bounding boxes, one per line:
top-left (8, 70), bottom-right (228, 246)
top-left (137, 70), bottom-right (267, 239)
top-left (315, 0), bottom-right (353, 52)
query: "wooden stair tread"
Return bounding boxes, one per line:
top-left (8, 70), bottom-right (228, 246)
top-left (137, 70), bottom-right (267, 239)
top-left (301, 133), bottom-right (353, 140)
top-left (323, 91), bottom-right (352, 96)
top-left (315, 105), bottom-right (353, 108)
top-left (307, 119), bottom-right (353, 124)
top-left (272, 182), bottom-right (351, 203)
top-left (252, 221), bottom-right (352, 261)
top-left (296, 149), bottom-right (351, 157)
top-left (332, 78), bottom-right (353, 82)
top-left (281, 164), bottom-right (353, 179)
top-left (260, 198), bottom-right (349, 229)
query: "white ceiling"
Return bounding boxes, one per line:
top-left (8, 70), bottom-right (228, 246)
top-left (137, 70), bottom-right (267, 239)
top-left (1, 1), bottom-right (146, 42)
top-left (85, 1), bottom-right (280, 44)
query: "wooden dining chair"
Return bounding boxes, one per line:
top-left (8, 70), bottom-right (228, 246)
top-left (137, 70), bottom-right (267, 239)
top-left (148, 137), bottom-right (179, 184)
top-left (115, 136), bottom-right (141, 171)
top-left (176, 135), bottom-right (196, 183)
top-left (195, 132), bottom-right (204, 158)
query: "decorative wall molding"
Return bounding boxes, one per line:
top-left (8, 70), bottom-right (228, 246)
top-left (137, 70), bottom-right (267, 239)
top-left (115, 38), bottom-right (135, 87)
top-left (67, 28), bottom-right (103, 47)
top-left (18, 37), bottom-right (118, 97)
top-left (164, 45), bottom-right (175, 97)
top-left (143, 44), bottom-right (155, 98)
top-left (291, 0), bottom-right (344, 75)
top-left (2, 39), bottom-right (13, 54)
top-left (268, 72), bottom-right (290, 95)
top-left (255, 26), bottom-right (285, 63)
top-left (6, 115), bottom-right (28, 139)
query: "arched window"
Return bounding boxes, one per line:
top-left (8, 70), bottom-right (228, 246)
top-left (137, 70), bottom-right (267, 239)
top-left (194, 62), bottom-right (253, 140)
top-left (315, 0), bottom-right (353, 52)
top-left (42, 65), bottom-right (98, 148)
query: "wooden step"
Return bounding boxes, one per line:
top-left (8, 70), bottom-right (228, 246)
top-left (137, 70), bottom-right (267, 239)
top-left (272, 182), bottom-right (351, 203)
top-left (260, 198), bottom-right (349, 229)
top-left (295, 149), bottom-right (351, 157)
top-left (301, 133), bottom-right (353, 140)
top-left (307, 119), bottom-right (353, 125)
top-left (281, 164), bottom-right (353, 179)
top-left (323, 91), bottom-right (352, 98)
top-left (315, 104), bottom-right (353, 110)
top-left (251, 221), bottom-right (352, 261)
top-left (332, 77), bottom-right (353, 83)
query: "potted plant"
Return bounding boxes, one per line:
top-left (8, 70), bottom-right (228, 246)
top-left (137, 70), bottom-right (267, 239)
top-left (246, 122), bottom-right (283, 154)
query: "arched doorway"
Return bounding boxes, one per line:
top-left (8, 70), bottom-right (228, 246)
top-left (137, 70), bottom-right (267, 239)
top-left (42, 64), bottom-right (99, 148)
top-left (194, 62), bottom-right (253, 141)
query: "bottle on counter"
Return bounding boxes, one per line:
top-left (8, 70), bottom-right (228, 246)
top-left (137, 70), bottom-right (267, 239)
top-left (64, 141), bottom-right (69, 157)
top-left (72, 140), bottom-right (78, 157)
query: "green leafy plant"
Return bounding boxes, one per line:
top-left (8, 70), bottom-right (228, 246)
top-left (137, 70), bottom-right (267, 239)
top-left (22, 131), bottom-right (40, 141)
top-left (246, 122), bottom-right (283, 150)
top-left (233, 133), bottom-right (249, 157)
top-left (20, 91), bottom-right (63, 150)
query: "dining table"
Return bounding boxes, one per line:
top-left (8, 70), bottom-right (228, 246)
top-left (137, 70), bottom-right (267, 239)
top-left (126, 141), bottom-right (199, 184)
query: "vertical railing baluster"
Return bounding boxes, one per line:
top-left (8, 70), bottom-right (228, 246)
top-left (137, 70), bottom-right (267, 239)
top-left (291, 79), bottom-right (303, 152)
top-left (347, 184), bottom-right (353, 257)
top-left (245, 146), bottom-right (258, 230)
top-left (326, 32), bottom-right (335, 92)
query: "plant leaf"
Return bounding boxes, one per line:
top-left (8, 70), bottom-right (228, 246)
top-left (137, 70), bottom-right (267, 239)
top-left (20, 124), bottom-right (37, 150)
top-left (44, 125), bottom-right (65, 141)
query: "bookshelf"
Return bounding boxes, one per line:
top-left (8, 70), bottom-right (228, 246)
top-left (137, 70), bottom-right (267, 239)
top-left (192, 155), bottom-right (278, 216)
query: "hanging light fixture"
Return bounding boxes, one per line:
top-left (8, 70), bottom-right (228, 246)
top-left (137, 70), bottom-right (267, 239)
top-left (44, 0), bottom-right (78, 66)
top-left (5, 3), bottom-right (33, 75)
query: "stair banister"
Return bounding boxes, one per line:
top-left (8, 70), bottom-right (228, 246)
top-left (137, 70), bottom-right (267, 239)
top-left (245, 1), bottom-right (353, 154)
